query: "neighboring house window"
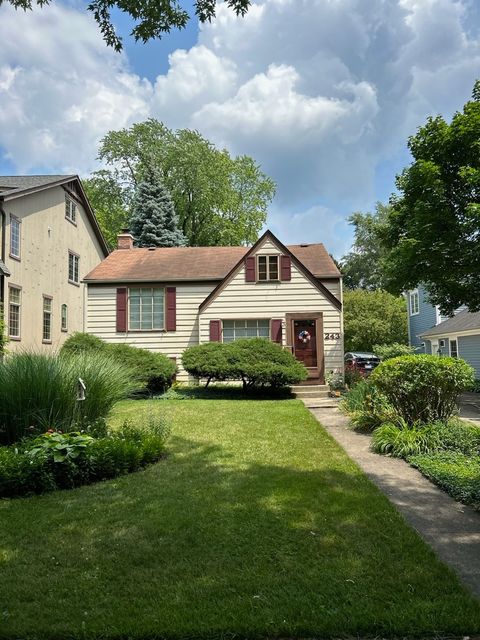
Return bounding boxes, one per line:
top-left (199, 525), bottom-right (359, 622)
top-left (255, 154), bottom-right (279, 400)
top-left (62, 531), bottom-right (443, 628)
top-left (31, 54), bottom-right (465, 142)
top-left (222, 319), bottom-right (270, 343)
top-left (129, 287), bottom-right (164, 331)
top-left (8, 286), bottom-right (21, 339)
top-left (450, 339), bottom-right (458, 358)
top-left (61, 304), bottom-right (68, 332)
top-left (257, 255), bottom-right (279, 281)
top-left (68, 251), bottom-right (80, 284)
top-left (10, 215), bottom-right (20, 259)
top-left (43, 296), bottom-right (52, 343)
top-left (65, 196), bottom-right (77, 224)
top-left (409, 289), bottom-right (419, 315)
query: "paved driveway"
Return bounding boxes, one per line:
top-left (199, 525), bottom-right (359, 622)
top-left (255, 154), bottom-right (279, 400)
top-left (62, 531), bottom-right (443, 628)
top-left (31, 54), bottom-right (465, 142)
top-left (459, 392), bottom-right (480, 424)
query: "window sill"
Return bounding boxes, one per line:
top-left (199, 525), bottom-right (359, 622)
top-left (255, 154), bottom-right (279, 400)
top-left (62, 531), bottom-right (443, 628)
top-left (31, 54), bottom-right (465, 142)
top-left (42, 340), bottom-right (52, 345)
top-left (9, 336), bottom-right (21, 341)
top-left (65, 216), bottom-right (77, 227)
top-left (61, 328), bottom-right (68, 333)
top-left (127, 329), bottom-right (167, 333)
top-left (9, 253), bottom-right (21, 262)
top-left (68, 280), bottom-right (80, 287)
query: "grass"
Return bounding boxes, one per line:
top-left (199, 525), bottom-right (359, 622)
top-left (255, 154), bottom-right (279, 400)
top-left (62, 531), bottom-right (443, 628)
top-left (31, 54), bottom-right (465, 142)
top-left (1, 398), bottom-right (480, 638)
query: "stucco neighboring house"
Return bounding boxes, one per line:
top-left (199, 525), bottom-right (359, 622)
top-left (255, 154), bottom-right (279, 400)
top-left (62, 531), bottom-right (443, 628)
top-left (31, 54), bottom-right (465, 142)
top-left (419, 310), bottom-right (480, 378)
top-left (84, 229), bottom-right (343, 383)
top-left (0, 175), bottom-right (108, 352)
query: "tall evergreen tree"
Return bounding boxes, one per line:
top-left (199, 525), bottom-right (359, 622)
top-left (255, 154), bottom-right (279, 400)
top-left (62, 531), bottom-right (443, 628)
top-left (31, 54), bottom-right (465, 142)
top-left (129, 172), bottom-right (187, 248)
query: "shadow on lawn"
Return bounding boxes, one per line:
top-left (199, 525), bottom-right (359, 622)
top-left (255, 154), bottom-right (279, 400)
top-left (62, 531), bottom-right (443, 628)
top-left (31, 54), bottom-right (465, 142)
top-left (1, 431), bottom-right (479, 638)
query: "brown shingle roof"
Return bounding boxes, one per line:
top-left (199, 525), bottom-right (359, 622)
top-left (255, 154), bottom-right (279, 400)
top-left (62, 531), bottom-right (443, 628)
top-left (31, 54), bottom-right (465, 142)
top-left (84, 241), bottom-right (340, 282)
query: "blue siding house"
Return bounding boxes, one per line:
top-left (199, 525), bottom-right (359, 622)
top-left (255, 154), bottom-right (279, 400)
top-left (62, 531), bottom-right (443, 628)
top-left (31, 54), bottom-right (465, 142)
top-left (407, 287), bottom-right (480, 378)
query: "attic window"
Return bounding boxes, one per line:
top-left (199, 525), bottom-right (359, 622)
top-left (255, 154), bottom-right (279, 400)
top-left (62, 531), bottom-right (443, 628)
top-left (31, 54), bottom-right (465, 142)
top-left (65, 195), bottom-right (77, 224)
top-left (257, 255), bottom-right (279, 281)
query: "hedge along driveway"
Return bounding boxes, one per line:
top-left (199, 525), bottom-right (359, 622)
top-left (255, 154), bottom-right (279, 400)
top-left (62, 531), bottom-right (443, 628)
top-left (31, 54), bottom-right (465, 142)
top-left (1, 399), bottom-right (480, 639)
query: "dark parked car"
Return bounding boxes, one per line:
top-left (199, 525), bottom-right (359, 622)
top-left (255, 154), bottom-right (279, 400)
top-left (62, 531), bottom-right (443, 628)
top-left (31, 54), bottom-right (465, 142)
top-left (344, 352), bottom-right (380, 375)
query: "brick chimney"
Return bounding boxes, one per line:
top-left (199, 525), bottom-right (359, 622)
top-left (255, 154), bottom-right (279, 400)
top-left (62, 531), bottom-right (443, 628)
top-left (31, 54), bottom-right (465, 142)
top-left (117, 229), bottom-right (134, 250)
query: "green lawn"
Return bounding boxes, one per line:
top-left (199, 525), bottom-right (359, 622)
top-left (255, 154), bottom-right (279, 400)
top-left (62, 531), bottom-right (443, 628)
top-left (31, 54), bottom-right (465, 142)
top-left (1, 399), bottom-right (479, 638)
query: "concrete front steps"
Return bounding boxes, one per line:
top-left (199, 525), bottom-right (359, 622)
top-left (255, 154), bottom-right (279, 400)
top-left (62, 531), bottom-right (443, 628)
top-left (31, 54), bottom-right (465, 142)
top-left (291, 384), bottom-right (330, 399)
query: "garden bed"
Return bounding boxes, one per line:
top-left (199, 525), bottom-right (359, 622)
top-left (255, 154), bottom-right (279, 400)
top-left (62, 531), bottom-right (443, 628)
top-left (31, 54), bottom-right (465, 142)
top-left (1, 399), bottom-right (479, 638)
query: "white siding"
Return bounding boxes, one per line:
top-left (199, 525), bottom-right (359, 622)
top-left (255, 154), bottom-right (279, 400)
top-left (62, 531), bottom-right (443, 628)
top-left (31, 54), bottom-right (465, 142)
top-left (199, 238), bottom-right (343, 373)
top-left (87, 283), bottom-right (216, 381)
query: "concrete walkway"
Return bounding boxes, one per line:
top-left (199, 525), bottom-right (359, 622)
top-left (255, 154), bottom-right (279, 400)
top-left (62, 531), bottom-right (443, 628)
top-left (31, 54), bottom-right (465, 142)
top-left (305, 399), bottom-right (480, 599)
top-left (460, 392), bottom-right (480, 424)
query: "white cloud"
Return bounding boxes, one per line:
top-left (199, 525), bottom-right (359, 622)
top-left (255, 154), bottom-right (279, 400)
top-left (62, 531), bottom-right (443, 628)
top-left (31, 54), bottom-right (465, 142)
top-left (0, 4), bottom-right (151, 173)
top-left (1, 0), bottom-right (480, 253)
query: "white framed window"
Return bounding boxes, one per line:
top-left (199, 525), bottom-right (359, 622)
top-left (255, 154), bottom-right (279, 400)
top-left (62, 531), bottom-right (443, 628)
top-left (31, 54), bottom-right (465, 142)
top-left (409, 289), bottom-right (419, 316)
top-left (42, 296), bottom-right (52, 343)
top-left (257, 255), bottom-right (279, 282)
top-left (129, 287), bottom-right (164, 331)
top-left (10, 215), bottom-right (20, 259)
top-left (68, 251), bottom-right (80, 284)
top-left (450, 339), bottom-right (458, 358)
top-left (65, 195), bottom-right (77, 224)
top-left (61, 304), bottom-right (68, 332)
top-left (8, 285), bottom-right (21, 339)
top-left (222, 319), bottom-right (270, 343)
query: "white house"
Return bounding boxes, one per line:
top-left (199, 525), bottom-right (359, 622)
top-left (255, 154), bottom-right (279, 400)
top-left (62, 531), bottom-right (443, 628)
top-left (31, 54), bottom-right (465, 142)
top-left (84, 230), bottom-right (343, 382)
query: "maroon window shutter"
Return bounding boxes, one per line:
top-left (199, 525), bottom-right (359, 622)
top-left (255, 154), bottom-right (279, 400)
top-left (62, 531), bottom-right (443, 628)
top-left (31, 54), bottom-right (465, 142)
top-left (280, 255), bottom-right (291, 281)
top-left (116, 287), bottom-right (127, 332)
top-left (271, 319), bottom-right (282, 344)
top-left (166, 287), bottom-right (176, 331)
top-left (209, 320), bottom-right (221, 342)
top-left (245, 256), bottom-right (256, 282)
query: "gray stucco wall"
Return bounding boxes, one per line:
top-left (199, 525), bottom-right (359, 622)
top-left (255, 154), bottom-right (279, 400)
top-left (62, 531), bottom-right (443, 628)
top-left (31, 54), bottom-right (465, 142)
top-left (458, 335), bottom-right (480, 378)
top-left (408, 286), bottom-right (437, 351)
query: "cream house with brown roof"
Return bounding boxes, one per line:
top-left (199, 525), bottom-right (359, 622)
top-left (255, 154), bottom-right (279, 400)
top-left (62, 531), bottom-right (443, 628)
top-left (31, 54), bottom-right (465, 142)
top-left (0, 176), bottom-right (108, 351)
top-left (85, 229), bottom-right (343, 382)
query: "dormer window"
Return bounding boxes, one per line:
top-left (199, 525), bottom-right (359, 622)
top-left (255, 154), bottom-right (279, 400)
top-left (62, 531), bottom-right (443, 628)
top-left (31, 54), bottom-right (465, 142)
top-left (65, 195), bottom-right (77, 224)
top-left (257, 255), bottom-right (279, 281)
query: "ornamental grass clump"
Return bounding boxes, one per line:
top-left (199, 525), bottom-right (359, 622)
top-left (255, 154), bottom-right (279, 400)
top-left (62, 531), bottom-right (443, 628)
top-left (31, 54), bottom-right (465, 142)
top-left (0, 352), bottom-right (133, 445)
top-left (370, 355), bottom-right (475, 424)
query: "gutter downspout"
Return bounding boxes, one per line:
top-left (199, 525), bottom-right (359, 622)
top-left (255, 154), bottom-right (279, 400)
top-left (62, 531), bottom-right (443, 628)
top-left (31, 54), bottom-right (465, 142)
top-left (0, 202), bottom-right (6, 350)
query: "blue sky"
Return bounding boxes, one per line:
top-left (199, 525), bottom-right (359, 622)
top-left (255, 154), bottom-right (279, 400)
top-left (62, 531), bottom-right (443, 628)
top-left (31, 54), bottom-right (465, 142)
top-left (0, 0), bottom-right (479, 257)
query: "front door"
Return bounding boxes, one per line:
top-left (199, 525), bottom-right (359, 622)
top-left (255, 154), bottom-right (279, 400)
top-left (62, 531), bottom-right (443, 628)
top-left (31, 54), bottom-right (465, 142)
top-left (293, 319), bottom-right (317, 367)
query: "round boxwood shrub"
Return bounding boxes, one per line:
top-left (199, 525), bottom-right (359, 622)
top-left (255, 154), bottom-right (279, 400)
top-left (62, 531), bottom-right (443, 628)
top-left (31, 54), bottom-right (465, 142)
top-left (370, 355), bottom-right (475, 424)
top-left (182, 338), bottom-right (307, 389)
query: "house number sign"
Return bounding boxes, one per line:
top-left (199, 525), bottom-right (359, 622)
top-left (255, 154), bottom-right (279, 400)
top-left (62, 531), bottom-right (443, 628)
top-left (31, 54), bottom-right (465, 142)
top-left (324, 333), bottom-right (341, 340)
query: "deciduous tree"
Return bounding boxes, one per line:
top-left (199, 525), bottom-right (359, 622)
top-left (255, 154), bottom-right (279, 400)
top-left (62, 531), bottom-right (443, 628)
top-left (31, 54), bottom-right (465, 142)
top-left (343, 289), bottom-right (408, 353)
top-left (382, 81), bottom-right (480, 314)
top-left (96, 119), bottom-right (276, 246)
top-left (3, 0), bottom-right (251, 51)
top-left (340, 203), bottom-right (390, 290)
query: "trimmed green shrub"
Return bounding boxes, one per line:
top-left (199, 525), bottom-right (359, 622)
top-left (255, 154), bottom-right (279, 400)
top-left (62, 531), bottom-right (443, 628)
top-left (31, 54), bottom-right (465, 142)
top-left (409, 451), bottom-right (480, 510)
top-left (182, 339), bottom-right (307, 390)
top-left (370, 355), bottom-right (475, 424)
top-left (181, 342), bottom-right (237, 385)
top-left (229, 339), bottom-right (307, 389)
top-left (0, 412), bottom-right (170, 497)
top-left (61, 333), bottom-right (176, 393)
top-left (61, 332), bottom-right (107, 354)
top-left (0, 352), bottom-right (133, 445)
top-left (469, 378), bottom-right (480, 393)
top-left (107, 343), bottom-right (176, 392)
top-left (373, 343), bottom-right (416, 360)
